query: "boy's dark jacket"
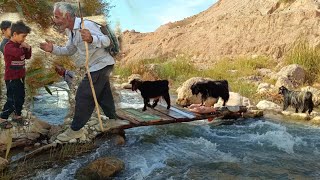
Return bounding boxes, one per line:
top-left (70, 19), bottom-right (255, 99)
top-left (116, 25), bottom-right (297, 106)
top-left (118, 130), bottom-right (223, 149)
top-left (4, 40), bottom-right (32, 80)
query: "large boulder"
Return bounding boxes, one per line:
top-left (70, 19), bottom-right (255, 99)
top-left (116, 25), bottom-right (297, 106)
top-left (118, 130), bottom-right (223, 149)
top-left (176, 78), bottom-right (251, 108)
top-left (122, 74), bottom-right (142, 89)
top-left (75, 157), bottom-right (125, 180)
top-left (275, 64), bottom-right (306, 88)
top-left (275, 76), bottom-right (294, 89)
top-left (214, 92), bottom-right (251, 108)
top-left (256, 100), bottom-right (281, 111)
top-left (175, 77), bottom-right (213, 106)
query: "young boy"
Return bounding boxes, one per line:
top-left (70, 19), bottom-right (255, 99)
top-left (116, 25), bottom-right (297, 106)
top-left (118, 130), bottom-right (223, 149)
top-left (0, 20), bottom-right (12, 54)
top-left (0, 21), bottom-right (31, 129)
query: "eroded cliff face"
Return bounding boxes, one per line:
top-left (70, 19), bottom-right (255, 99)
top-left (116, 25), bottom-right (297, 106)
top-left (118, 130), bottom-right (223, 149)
top-left (120, 0), bottom-right (320, 65)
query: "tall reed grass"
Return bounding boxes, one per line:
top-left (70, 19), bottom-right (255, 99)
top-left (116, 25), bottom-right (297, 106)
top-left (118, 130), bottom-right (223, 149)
top-left (284, 41), bottom-right (320, 84)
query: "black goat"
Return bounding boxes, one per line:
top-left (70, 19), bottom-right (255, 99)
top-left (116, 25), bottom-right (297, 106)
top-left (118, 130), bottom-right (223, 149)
top-left (130, 79), bottom-right (171, 111)
top-left (191, 80), bottom-right (229, 106)
top-left (278, 86), bottom-right (314, 114)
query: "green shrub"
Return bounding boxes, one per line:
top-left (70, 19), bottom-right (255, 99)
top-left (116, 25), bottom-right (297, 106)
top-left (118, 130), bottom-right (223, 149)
top-left (156, 58), bottom-right (197, 80)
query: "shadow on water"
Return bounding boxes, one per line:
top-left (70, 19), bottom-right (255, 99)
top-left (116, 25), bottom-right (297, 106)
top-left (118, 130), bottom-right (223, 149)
top-left (31, 89), bottom-right (320, 179)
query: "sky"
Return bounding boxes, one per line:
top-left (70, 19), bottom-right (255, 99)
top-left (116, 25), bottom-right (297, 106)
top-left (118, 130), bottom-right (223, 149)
top-left (107, 0), bottom-right (217, 33)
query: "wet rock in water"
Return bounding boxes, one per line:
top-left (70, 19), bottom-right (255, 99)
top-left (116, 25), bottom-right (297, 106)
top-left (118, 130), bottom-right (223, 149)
top-left (113, 135), bottom-right (126, 146)
top-left (30, 118), bottom-right (51, 135)
top-left (0, 157), bottom-right (8, 171)
top-left (290, 113), bottom-right (309, 120)
top-left (26, 132), bottom-right (41, 140)
top-left (311, 116), bottom-right (320, 125)
top-left (75, 157), bottom-right (125, 180)
top-left (243, 110), bottom-right (264, 118)
top-left (24, 146), bottom-right (34, 152)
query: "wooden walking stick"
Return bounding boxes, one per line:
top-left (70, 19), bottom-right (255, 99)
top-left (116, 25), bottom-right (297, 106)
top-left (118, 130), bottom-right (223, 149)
top-left (78, 1), bottom-right (104, 132)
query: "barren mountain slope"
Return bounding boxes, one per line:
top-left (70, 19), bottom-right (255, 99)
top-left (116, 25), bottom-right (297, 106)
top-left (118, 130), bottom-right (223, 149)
top-left (120, 0), bottom-right (320, 65)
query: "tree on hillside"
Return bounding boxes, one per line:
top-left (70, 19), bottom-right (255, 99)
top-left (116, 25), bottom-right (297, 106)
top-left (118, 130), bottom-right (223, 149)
top-left (0, 0), bottom-right (112, 29)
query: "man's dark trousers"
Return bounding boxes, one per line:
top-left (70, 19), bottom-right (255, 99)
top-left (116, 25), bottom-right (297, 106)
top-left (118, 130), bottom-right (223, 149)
top-left (71, 65), bottom-right (116, 131)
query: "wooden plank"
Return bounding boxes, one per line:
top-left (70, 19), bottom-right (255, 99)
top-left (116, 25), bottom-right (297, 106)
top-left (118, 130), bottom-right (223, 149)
top-left (146, 108), bottom-right (175, 121)
top-left (117, 109), bottom-right (141, 125)
top-left (154, 105), bottom-right (190, 120)
top-left (123, 108), bottom-right (161, 122)
top-left (158, 104), bottom-right (219, 121)
top-left (168, 105), bottom-right (199, 117)
top-left (118, 108), bottom-right (178, 125)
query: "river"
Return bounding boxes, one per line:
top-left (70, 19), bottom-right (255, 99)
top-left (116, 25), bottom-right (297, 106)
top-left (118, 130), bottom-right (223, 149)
top-left (30, 88), bottom-right (320, 179)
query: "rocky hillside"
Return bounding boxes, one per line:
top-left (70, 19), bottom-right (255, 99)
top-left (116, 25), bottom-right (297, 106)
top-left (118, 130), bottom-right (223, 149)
top-left (120, 0), bottom-right (320, 65)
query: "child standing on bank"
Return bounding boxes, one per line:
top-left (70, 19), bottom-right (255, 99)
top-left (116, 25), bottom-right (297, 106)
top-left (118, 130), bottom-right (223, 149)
top-left (0, 20), bottom-right (11, 54)
top-left (0, 21), bottom-right (31, 129)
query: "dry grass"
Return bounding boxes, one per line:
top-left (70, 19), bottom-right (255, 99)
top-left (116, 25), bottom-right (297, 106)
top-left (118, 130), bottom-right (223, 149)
top-left (25, 56), bottom-right (59, 98)
top-left (115, 55), bottom-right (277, 99)
top-left (284, 40), bottom-right (320, 84)
top-left (0, 143), bottom-right (95, 179)
top-left (25, 55), bottom-right (76, 99)
top-left (51, 56), bottom-right (77, 72)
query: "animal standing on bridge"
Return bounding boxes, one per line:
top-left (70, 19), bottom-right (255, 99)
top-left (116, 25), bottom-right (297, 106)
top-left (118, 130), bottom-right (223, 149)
top-left (278, 86), bottom-right (314, 114)
top-left (130, 79), bottom-right (171, 111)
top-left (190, 80), bottom-right (230, 106)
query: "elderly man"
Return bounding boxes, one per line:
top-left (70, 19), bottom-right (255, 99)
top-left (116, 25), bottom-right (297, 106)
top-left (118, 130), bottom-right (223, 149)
top-left (40, 2), bottom-right (117, 141)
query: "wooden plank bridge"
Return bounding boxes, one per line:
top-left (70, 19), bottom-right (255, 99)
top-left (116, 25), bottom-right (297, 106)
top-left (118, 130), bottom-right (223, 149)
top-left (116, 104), bottom-right (260, 127)
top-left (10, 104), bottom-right (263, 163)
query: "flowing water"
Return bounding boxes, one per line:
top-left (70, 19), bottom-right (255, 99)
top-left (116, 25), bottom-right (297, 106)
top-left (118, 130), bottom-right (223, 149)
top-left (31, 89), bottom-right (320, 179)
top-left (31, 82), bottom-right (69, 125)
